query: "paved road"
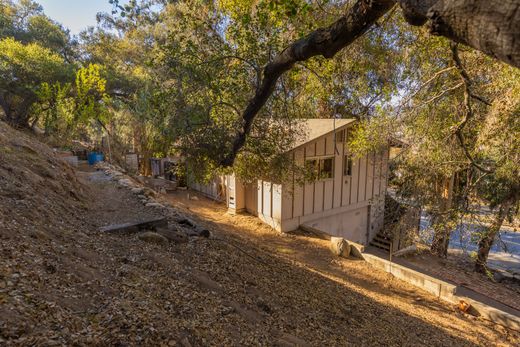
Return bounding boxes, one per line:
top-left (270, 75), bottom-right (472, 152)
top-left (420, 216), bottom-right (520, 275)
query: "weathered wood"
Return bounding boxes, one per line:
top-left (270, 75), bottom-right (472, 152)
top-left (99, 217), bottom-right (168, 233)
top-left (185, 228), bottom-right (210, 238)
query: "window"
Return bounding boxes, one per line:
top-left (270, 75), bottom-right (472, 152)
top-left (305, 157), bottom-right (334, 181)
top-left (344, 154), bottom-right (353, 176)
top-left (305, 159), bottom-right (319, 181)
top-left (319, 158), bottom-right (334, 179)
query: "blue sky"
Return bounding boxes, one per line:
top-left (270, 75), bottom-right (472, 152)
top-left (37, 0), bottom-right (116, 34)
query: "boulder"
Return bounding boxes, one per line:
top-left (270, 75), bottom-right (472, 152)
top-left (330, 237), bottom-right (351, 257)
top-left (138, 232), bottom-right (168, 245)
top-left (131, 187), bottom-right (144, 194)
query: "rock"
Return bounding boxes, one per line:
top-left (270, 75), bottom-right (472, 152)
top-left (118, 178), bottom-right (133, 187)
top-left (143, 187), bottom-right (158, 197)
top-left (330, 237), bottom-right (351, 257)
top-left (146, 202), bottom-right (164, 208)
top-left (156, 228), bottom-right (189, 244)
top-left (276, 333), bottom-right (310, 347)
top-left (493, 271), bottom-right (506, 283)
top-left (138, 232), bottom-right (168, 245)
top-left (131, 187), bottom-right (144, 194)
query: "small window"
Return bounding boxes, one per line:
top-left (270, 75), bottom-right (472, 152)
top-left (319, 158), bottom-right (334, 179)
top-left (344, 154), bottom-right (353, 176)
top-left (305, 159), bottom-right (319, 181)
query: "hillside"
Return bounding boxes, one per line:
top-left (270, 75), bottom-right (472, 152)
top-left (0, 121), bottom-right (519, 346)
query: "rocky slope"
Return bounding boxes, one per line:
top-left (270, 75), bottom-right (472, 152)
top-left (0, 121), bottom-right (518, 346)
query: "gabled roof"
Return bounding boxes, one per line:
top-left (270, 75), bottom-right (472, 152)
top-left (291, 118), bottom-right (356, 149)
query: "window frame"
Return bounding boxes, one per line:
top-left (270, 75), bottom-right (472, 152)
top-left (344, 154), bottom-right (353, 177)
top-left (305, 156), bottom-right (335, 181)
top-left (319, 157), bottom-right (334, 180)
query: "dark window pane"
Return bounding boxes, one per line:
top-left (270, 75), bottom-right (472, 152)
top-left (344, 155), bottom-right (353, 176)
top-left (319, 158), bottom-right (334, 179)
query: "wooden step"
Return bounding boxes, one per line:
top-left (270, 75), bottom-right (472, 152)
top-left (373, 236), bottom-right (391, 245)
top-left (370, 240), bottom-right (391, 251)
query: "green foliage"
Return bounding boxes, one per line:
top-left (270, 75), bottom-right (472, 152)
top-left (0, 37), bottom-right (71, 124)
top-left (75, 63), bottom-right (111, 125)
top-left (0, 0), bottom-right (73, 57)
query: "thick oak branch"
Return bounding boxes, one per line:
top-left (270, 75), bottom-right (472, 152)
top-left (222, 0), bottom-right (520, 166)
top-left (400, 0), bottom-right (520, 68)
top-left (220, 0), bottom-right (395, 166)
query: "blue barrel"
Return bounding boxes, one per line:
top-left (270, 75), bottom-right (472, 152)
top-left (87, 152), bottom-right (97, 165)
top-left (87, 152), bottom-right (104, 165)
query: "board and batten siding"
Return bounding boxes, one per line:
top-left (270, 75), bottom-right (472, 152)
top-left (279, 127), bottom-right (389, 240)
top-left (194, 122), bottom-right (389, 243)
top-left (282, 131), bottom-right (387, 219)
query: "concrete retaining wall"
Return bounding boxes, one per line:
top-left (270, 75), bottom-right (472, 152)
top-left (362, 252), bottom-right (520, 332)
top-left (363, 253), bottom-right (457, 302)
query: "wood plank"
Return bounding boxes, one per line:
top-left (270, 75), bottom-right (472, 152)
top-left (99, 217), bottom-right (168, 233)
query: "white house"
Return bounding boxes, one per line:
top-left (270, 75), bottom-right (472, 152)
top-left (190, 119), bottom-right (389, 246)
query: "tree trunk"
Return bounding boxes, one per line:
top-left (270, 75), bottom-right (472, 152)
top-left (431, 220), bottom-right (451, 257)
top-left (431, 174), bottom-right (455, 257)
top-left (475, 199), bottom-right (514, 273)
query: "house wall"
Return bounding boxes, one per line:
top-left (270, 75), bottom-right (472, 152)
top-left (279, 128), bottom-right (389, 244)
top-left (188, 125), bottom-right (390, 244)
top-left (243, 180), bottom-right (283, 231)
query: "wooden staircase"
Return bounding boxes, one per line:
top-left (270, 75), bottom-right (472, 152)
top-left (369, 232), bottom-right (392, 252)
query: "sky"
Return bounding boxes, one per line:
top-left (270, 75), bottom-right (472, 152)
top-left (37, 0), bottom-right (115, 35)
